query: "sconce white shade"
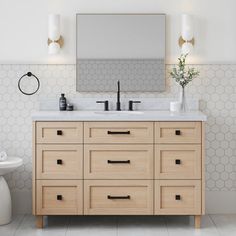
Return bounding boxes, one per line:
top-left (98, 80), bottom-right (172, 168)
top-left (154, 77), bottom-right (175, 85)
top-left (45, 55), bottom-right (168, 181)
top-left (181, 14), bottom-right (193, 41)
top-left (181, 42), bottom-right (193, 54)
top-left (48, 42), bottom-right (60, 54)
top-left (48, 14), bottom-right (60, 41)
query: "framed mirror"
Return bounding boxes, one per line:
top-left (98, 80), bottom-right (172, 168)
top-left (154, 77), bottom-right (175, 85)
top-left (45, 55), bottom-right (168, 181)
top-left (76, 14), bottom-right (166, 92)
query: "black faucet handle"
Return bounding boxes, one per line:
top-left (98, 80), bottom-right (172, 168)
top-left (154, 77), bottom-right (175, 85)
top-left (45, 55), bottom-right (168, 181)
top-left (96, 100), bottom-right (109, 111)
top-left (128, 100), bottom-right (141, 111)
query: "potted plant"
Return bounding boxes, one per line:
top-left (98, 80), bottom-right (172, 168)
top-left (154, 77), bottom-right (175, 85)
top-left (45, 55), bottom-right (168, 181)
top-left (170, 54), bottom-right (199, 112)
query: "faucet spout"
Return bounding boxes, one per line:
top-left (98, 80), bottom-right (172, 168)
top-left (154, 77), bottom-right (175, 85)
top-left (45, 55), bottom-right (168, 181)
top-left (116, 80), bottom-right (121, 111)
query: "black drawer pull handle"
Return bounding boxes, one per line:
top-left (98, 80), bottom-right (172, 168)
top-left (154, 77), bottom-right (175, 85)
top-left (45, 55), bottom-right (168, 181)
top-left (107, 131), bottom-right (130, 135)
top-left (107, 160), bottom-right (130, 164)
top-left (175, 159), bottom-right (181, 165)
top-left (107, 195), bottom-right (130, 200)
top-left (175, 130), bottom-right (181, 135)
top-left (175, 195), bottom-right (181, 200)
top-left (57, 130), bottom-right (63, 135)
top-left (57, 159), bottom-right (63, 165)
top-left (57, 195), bottom-right (63, 200)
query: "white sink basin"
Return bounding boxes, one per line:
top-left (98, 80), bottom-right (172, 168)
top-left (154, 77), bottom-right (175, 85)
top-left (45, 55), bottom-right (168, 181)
top-left (94, 111), bottom-right (144, 115)
top-left (0, 157), bottom-right (23, 176)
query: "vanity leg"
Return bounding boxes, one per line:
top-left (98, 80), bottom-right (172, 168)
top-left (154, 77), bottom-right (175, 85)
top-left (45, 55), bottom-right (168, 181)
top-left (36, 215), bottom-right (43, 228)
top-left (194, 215), bottom-right (201, 229)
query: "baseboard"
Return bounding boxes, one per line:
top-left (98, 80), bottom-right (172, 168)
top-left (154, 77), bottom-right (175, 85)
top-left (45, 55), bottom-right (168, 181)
top-left (11, 190), bottom-right (236, 214)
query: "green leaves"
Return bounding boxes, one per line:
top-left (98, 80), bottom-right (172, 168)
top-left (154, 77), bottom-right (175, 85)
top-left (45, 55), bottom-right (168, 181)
top-left (170, 54), bottom-right (199, 88)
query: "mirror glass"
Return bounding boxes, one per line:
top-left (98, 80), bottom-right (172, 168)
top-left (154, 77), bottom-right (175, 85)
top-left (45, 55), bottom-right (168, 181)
top-left (76, 14), bottom-right (165, 92)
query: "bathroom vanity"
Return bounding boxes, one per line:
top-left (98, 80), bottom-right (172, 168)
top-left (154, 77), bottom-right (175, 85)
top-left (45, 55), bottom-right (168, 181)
top-left (32, 111), bottom-right (206, 228)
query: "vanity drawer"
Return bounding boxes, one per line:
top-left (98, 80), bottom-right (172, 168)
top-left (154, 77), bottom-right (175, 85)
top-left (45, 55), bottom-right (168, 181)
top-left (155, 180), bottom-right (201, 215)
top-left (36, 122), bottom-right (83, 144)
top-left (155, 122), bottom-right (201, 144)
top-left (84, 144), bottom-right (153, 179)
top-left (36, 180), bottom-right (83, 215)
top-left (155, 144), bottom-right (201, 179)
top-left (84, 180), bottom-right (153, 215)
top-left (36, 145), bottom-right (83, 179)
top-left (84, 122), bottom-right (154, 144)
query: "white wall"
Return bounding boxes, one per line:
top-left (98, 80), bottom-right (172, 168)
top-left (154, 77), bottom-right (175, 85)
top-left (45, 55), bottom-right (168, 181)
top-left (0, 0), bottom-right (236, 64)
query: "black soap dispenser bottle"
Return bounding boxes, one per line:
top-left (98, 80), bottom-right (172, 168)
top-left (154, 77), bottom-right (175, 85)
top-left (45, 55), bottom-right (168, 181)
top-left (59, 93), bottom-right (67, 111)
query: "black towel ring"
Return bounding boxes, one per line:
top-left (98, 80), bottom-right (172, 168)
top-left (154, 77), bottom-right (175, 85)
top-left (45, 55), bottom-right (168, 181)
top-left (18, 72), bottom-right (40, 95)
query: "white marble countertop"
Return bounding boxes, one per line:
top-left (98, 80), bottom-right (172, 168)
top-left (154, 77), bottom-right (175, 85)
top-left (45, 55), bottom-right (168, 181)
top-left (32, 110), bottom-right (207, 121)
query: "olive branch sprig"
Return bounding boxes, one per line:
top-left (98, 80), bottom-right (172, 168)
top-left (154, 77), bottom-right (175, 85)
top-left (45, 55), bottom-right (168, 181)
top-left (170, 54), bottom-right (199, 88)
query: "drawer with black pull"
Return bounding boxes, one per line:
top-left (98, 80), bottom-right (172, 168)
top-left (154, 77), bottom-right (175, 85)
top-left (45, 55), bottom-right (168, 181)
top-left (155, 180), bottom-right (201, 215)
top-left (84, 122), bottom-right (154, 144)
top-left (155, 122), bottom-right (201, 144)
top-left (36, 180), bottom-right (83, 215)
top-left (155, 144), bottom-right (201, 179)
top-left (84, 180), bottom-right (153, 215)
top-left (84, 144), bottom-right (153, 179)
top-left (36, 144), bottom-right (83, 179)
top-left (36, 122), bottom-right (83, 144)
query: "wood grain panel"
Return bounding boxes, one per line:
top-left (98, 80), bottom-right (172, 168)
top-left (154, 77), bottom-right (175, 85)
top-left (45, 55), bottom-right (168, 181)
top-left (84, 122), bottom-right (154, 144)
top-left (36, 144), bottom-right (83, 179)
top-left (155, 122), bottom-right (201, 144)
top-left (36, 180), bottom-right (83, 215)
top-left (84, 180), bottom-right (153, 215)
top-left (155, 180), bottom-right (201, 215)
top-left (155, 144), bottom-right (201, 179)
top-left (84, 144), bottom-right (153, 179)
top-left (36, 122), bottom-right (83, 144)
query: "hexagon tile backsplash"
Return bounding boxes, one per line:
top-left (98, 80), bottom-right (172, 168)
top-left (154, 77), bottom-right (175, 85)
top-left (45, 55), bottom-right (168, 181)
top-left (0, 64), bottom-right (235, 192)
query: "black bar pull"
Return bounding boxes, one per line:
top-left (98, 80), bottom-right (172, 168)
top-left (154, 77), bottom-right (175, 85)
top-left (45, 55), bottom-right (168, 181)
top-left (107, 131), bottom-right (130, 135)
top-left (57, 130), bottom-right (63, 135)
top-left (107, 195), bottom-right (130, 200)
top-left (57, 159), bottom-right (63, 165)
top-left (175, 195), bottom-right (181, 200)
top-left (107, 160), bottom-right (130, 164)
top-left (175, 159), bottom-right (181, 165)
top-left (57, 195), bottom-right (63, 200)
top-left (175, 130), bottom-right (181, 135)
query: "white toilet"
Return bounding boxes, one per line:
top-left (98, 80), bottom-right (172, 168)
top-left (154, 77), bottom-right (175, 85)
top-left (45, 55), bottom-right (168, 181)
top-left (0, 157), bottom-right (23, 225)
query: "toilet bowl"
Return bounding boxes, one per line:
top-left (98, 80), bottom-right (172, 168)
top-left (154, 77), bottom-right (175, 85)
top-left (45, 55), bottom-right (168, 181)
top-left (0, 157), bottom-right (23, 225)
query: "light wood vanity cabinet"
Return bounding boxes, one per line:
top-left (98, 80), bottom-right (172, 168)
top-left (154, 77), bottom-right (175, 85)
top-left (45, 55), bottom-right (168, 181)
top-left (33, 121), bottom-right (205, 229)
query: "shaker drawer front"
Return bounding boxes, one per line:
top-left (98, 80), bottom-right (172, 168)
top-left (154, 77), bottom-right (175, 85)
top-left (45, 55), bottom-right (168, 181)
top-left (36, 180), bottom-right (83, 215)
top-left (36, 122), bottom-right (83, 144)
top-left (84, 122), bottom-right (154, 144)
top-left (155, 180), bottom-right (201, 215)
top-left (36, 145), bottom-right (83, 179)
top-left (84, 180), bottom-right (153, 215)
top-left (155, 145), bottom-right (201, 179)
top-left (155, 122), bottom-right (201, 144)
top-left (84, 145), bottom-right (153, 179)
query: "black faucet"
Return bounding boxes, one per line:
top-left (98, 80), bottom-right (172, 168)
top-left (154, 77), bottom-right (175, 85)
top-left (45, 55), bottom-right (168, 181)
top-left (116, 80), bottom-right (121, 111)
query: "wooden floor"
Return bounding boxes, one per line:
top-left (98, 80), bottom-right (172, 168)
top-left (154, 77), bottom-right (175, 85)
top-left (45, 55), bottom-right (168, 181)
top-left (1, 214), bottom-right (236, 236)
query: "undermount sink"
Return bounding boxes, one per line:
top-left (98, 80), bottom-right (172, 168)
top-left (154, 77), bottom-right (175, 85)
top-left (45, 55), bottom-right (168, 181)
top-left (94, 111), bottom-right (144, 115)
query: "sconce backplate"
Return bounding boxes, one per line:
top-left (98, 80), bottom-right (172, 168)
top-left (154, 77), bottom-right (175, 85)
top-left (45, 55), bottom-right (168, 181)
top-left (178, 36), bottom-right (195, 47)
top-left (48, 36), bottom-right (64, 48)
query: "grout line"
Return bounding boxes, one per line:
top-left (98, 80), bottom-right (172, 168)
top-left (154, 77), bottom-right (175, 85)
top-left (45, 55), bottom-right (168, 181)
top-left (65, 216), bottom-right (71, 236)
top-left (116, 216), bottom-right (118, 236)
top-left (208, 214), bottom-right (222, 236)
top-left (13, 214), bottom-right (27, 236)
top-left (163, 216), bottom-right (170, 236)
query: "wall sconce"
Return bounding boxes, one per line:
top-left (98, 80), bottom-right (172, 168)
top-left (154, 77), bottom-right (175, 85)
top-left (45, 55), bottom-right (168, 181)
top-left (179, 14), bottom-right (194, 54)
top-left (48, 14), bottom-right (64, 54)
